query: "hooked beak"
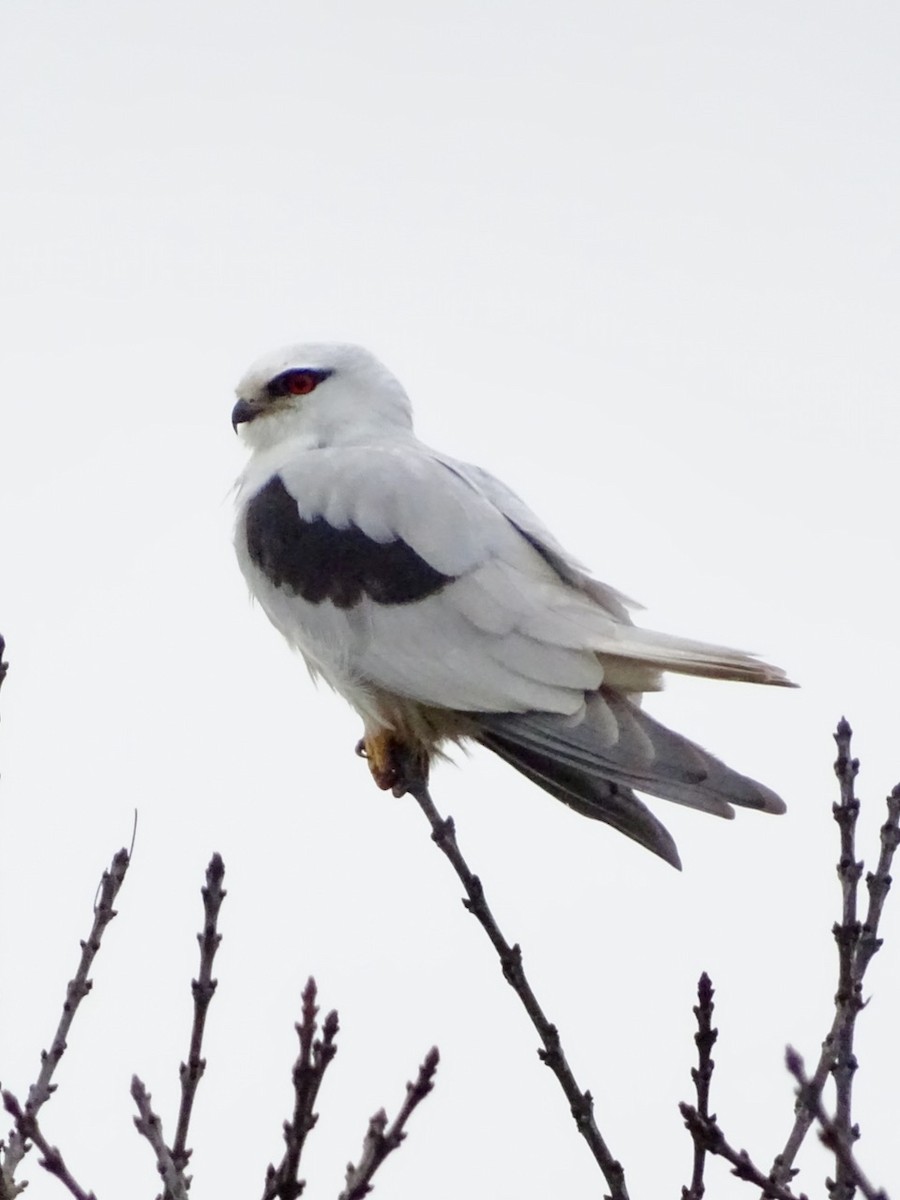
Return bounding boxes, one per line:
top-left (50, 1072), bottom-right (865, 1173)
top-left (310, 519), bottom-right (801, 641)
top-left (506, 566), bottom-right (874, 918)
top-left (231, 397), bottom-right (263, 432)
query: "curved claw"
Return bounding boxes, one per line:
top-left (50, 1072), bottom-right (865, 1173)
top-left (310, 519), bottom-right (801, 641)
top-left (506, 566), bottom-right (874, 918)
top-left (357, 732), bottom-right (430, 796)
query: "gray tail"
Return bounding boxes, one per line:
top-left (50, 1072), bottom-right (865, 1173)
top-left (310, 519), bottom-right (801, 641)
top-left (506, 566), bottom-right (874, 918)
top-left (475, 688), bottom-right (785, 869)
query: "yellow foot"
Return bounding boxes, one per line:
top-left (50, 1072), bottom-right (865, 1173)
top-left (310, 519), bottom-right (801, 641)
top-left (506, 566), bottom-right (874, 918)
top-left (356, 732), bottom-right (430, 797)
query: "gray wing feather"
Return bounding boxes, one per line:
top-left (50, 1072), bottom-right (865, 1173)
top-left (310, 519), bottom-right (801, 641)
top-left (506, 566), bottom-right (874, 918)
top-left (437, 456), bottom-right (793, 688)
top-left (434, 457), bottom-right (637, 621)
top-left (478, 729), bottom-right (682, 868)
top-left (267, 447), bottom-right (789, 713)
top-left (475, 687), bottom-right (785, 866)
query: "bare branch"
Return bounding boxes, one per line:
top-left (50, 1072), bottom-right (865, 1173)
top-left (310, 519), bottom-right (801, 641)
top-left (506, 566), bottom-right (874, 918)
top-left (830, 720), bottom-right (864, 1199)
top-left (131, 1076), bottom-right (189, 1200)
top-left (338, 1046), bottom-right (439, 1200)
top-left (857, 783), bottom-right (900, 983)
top-left (679, 1103), bottom-right (807, 1200)
top-left (771, 721), bottom-right (900, 1189)
top-left (261, 978), bottom-right (340, 1200)
top-left (1, 1094), bottom-right (96, 1200)
top-left (681, 972), bottom-right (718, 1200)
top-left (402, 770), bottom-right (629, 1200)
top-left (0, 848), bottom-right (130, 1194)
top-left (785, 1048), bottom-right (889, 1200)
top-left (772, 721), bottom-right (858, 1183)
top-left (171, 853), bottom-right (227, 1177)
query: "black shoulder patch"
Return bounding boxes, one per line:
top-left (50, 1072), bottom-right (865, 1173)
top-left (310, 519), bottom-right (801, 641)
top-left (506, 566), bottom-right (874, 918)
top-left (245, 475), bottom-right (455, 608)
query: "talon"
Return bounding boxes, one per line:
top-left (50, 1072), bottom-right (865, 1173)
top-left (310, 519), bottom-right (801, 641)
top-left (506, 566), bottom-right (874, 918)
top-left (361, 731), bottom-right (402, 791)
top-left (359, 732), bottom-right (430, 796)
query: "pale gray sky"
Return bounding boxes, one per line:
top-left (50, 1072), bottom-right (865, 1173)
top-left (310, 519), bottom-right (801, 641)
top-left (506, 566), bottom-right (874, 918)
top-left (1, 3), bottom-right (898, 1197)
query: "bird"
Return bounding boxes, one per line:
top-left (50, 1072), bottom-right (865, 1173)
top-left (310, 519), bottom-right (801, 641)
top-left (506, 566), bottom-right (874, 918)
top-left (231, 342), bottom-right (792, 868)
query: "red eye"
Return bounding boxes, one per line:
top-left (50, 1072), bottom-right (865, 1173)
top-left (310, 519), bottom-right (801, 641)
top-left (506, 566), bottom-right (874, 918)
top-left (268, 368), bottom-right (331, 399)
top-left (285, 371), bottom-right (318, 395)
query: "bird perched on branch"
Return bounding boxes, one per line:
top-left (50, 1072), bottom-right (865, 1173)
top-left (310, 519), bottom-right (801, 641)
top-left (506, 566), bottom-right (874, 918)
top-left (232, 342), bottom-right (792, 868)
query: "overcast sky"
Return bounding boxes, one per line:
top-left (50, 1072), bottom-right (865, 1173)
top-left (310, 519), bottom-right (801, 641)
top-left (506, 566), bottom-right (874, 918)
top-left (1, 3), bottom-right (898, 1197)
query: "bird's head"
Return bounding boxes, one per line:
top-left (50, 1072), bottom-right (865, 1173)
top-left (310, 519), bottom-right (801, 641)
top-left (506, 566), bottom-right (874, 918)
top-left (232, 342), bottom-right (414, 452)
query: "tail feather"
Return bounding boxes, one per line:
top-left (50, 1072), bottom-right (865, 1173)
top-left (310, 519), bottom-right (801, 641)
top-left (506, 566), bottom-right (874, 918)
top-left (596, 629), bottom-right (796, 688)
top-left (475, 687), bottom-right (785, 866)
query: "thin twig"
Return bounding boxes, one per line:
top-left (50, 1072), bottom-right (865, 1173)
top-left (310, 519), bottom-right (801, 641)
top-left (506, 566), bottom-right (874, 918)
top-left (338, 1047), bottom-right (439, 1200)
top-left (404, 775), bottom-right (629, 1200)
top-left (785, 1048), bottom-right (889, 1200)
top-left (681, 972), bottom-right (717, 1200)
top-left (856, 783), bottom-right (900, 984)
top-left (0, 848), bottom-right (130, 1195)
top-left (680, 1104), bottom-right (807, 1200)
top-left (131, 1076), bottom-right (188, 1200)
top-left (771, 721), bottom-right (900, 1191)
top-left (830, 720), bottom-right (863, 1199)
top-left (772, 722), bottom-right (861, 1185)
top-left (261, 978), bottom-right (340, 1200)
top-left (171, 853), bottom-right (226, 1177)
top-left (1, 1095), bottom-right (96, 1200)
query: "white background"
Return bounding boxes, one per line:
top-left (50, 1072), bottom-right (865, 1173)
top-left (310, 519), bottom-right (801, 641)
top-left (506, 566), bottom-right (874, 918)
top-left (1, 3), bottom-right (898, 1197)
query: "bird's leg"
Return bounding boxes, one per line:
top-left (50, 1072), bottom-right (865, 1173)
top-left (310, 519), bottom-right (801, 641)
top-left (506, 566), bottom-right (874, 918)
top-left (355, 732), bottom-right (430, 798)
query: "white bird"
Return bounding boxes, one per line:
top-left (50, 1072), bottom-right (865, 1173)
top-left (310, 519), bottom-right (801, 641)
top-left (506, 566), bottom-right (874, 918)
top-left (232, 342), bottom-right (792, 868)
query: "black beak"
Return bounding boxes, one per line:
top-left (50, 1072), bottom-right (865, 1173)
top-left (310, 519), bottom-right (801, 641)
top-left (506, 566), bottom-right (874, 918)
top-left (231, 397), bottom-right (260, 432)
